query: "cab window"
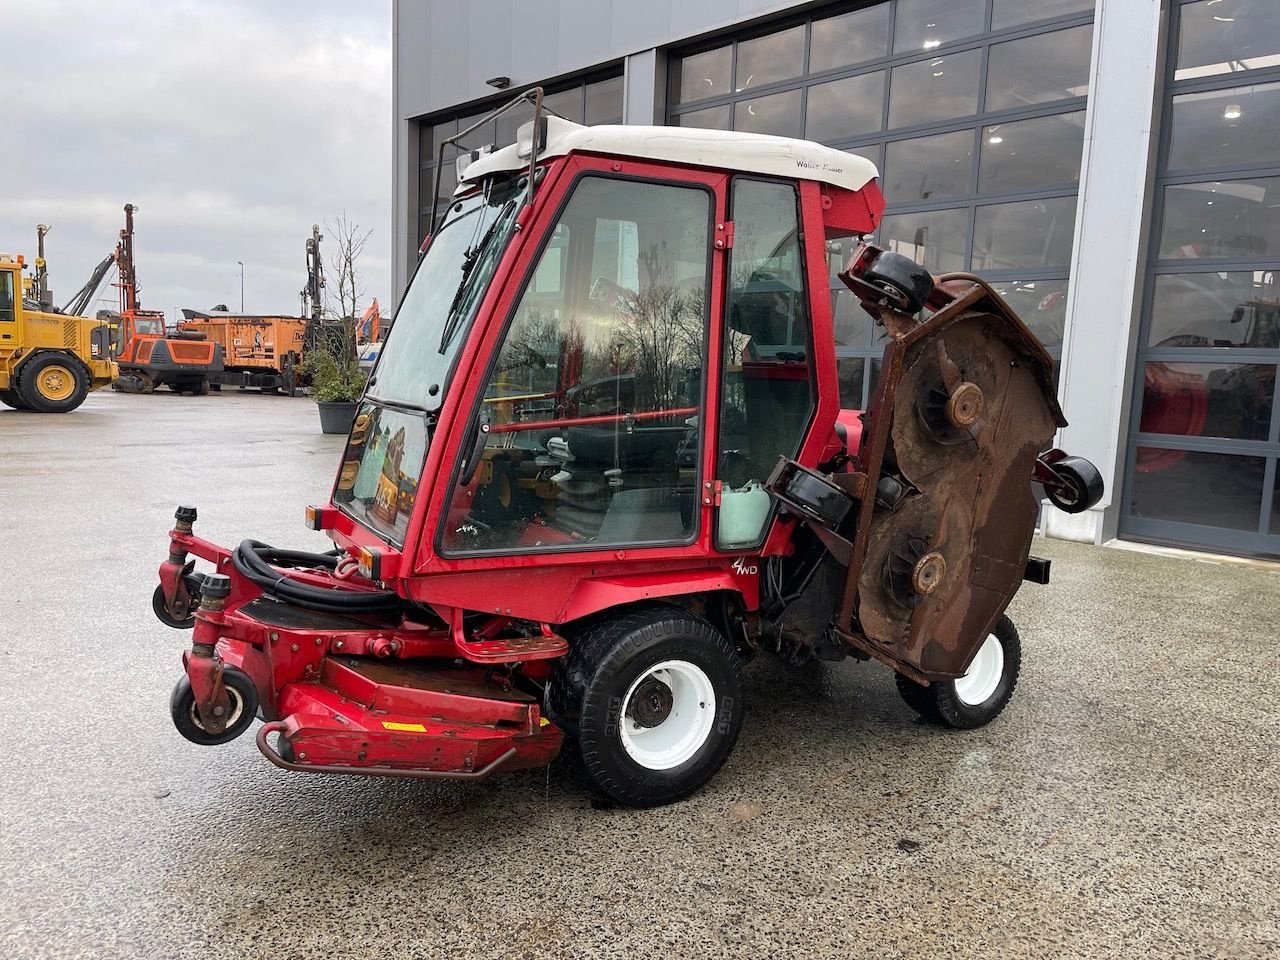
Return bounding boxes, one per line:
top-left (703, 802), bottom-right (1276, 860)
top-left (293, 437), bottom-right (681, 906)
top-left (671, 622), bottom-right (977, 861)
top-left (0, 271), bottom-right (14, 323)
top-left (442, 175), bottom-right (712, 554)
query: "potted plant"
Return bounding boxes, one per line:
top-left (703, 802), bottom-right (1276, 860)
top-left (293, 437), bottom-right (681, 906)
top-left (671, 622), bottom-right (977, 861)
top-left (304, 347), bottom-right (366, 434)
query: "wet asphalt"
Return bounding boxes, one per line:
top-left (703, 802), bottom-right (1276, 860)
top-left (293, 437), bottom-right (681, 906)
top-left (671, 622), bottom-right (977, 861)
top-left (1, 389), bottom-right (1277, 959)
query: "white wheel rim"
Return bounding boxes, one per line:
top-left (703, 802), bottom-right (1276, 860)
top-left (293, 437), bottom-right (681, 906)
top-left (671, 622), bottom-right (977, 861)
top-left (953, 633), bottom-right (1004, 706)
top-left (618, 659), bottom-right (716, 771)
top-left (189, 687), bottom-right (244, 732)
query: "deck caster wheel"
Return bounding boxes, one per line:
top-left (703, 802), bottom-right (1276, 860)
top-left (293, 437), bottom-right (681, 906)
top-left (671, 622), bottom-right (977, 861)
top-left (895, 615), bottom-right (1020, 730)
top-left (548, 604), bottom-right (744, 808)
top-left (863, 251), bottom-right (935, 314)
top-left (151, 577), bottom-right (202, 629)
top-left (1044, 456), bottom-right (1104, 514)
top-left (170, 667), bottom-right (259, 745)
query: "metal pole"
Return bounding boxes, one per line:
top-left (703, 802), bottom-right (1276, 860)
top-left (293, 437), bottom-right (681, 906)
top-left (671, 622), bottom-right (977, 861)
top-left (237, 260), bottom-right (244, 312)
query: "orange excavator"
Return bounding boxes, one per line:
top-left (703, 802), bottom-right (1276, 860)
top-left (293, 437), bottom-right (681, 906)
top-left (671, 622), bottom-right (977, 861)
top-left (111, 204), bottom-right (223, 395)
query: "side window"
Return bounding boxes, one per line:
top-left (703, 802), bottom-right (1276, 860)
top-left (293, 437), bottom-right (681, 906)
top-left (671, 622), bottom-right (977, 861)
top-left (717, 179), bottom-right (815, 550)
top-left (442, 176), bottom-right (712, 554)
top-left (0, 272), bottom-right (14, 323)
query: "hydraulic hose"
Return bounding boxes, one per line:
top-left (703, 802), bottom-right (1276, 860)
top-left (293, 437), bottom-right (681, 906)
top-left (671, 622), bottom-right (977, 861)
top-left (230, 540), bottom-right (404, 616)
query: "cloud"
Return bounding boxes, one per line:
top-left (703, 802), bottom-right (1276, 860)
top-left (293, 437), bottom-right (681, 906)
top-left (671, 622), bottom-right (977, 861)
top-left (3, 0), bottom-right (391, 321)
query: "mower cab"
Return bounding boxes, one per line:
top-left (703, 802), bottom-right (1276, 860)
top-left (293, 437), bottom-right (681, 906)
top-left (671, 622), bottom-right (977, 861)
top-left (157, 89), bottom-right (1103, 807)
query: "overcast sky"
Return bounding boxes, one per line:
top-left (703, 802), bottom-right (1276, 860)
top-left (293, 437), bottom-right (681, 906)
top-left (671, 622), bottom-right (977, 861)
top-left (4, 0), bottom-right (391, 322)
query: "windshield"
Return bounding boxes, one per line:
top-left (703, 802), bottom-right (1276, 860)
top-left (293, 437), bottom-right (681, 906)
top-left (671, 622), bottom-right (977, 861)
top-left (370, 178), bottom-right (522, 410)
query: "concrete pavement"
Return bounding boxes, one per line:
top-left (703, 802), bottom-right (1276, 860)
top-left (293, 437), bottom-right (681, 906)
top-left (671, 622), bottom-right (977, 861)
top-left (1, 389), bottom-right (1277, 959)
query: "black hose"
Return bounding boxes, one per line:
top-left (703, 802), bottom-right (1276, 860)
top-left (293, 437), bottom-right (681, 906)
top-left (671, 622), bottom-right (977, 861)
top-left (231, 540), bottom-right (404, 616)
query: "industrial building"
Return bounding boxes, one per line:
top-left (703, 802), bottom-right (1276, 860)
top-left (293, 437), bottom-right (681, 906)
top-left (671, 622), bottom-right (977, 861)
top-left (392, 0), bottom-right (1280, 559)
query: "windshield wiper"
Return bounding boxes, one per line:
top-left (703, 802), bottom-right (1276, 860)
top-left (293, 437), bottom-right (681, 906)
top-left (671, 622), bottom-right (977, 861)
top-left (438, 199), bottom-right (516, 351)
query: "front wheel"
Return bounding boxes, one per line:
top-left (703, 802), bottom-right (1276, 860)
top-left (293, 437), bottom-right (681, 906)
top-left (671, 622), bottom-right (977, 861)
top-left (17, 353), bottom-right (90, 413)
top-left (170, 667), bottom-right (259, 745)
top-left (895, 615), bottom-right (1021, 729)
top-left (549, 604), bottom-right (744, 807)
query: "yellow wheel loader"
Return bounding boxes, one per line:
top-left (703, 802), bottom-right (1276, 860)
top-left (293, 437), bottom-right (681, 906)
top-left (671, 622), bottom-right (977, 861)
top-left (0, 252), bottom-right (116, 413)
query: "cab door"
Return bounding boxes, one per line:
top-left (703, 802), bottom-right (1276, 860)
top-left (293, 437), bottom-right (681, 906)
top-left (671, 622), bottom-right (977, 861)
top-left (427, 158), bottom-right (728, 587)
top-left (0, 267), bottom-right (19, 371)
top-left (713, 177), bottom-right (824, 552)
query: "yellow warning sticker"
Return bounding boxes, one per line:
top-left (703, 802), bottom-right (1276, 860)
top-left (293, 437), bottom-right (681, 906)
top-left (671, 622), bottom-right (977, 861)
top-left (381, 721), bottom-right (427, 733)
top-left (539, 717), bottom-right (550, 727)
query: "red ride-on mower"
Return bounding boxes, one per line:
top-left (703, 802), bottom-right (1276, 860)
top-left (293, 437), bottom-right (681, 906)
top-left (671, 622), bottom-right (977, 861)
top-left (155, 89), bottom-right (1104, 807)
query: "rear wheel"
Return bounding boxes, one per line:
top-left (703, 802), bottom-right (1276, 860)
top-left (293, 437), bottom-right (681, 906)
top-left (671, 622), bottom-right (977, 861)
top-left (17, 353), bottom-right (90, 413)
top-left (548, 604), bottom-right (744, 807)
top-left (895, 615), bottom-right (1020, 729)
top-left (0, 389), bottom-right (31, 410)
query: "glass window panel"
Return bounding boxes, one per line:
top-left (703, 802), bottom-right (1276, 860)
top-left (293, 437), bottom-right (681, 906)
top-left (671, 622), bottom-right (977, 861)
top-left (888, 49), bottom-right (981, 128)
top-left (1272, 482), bottom-right (1280, 535)
top-left (736, 25), bottom-right (805, 92)
top-left (837, 358), bottom-right (866, 408)
top-left (832, 288), bottom-right (874, 346)
top-left (979, 112), bottom-right (1086, 193)
top-left (992, 0), bottom-right (1094, 30)
top-left (1176, 0), bottom-right (1280, 81)
top-left (673, 104), bottom-right (733, 130)
top-left (1139, 362), bottom-right (1274, 441)
top-left (734, 89), bottom-right (803, 137)
top-left (442, 177), bottom-right (712, 553)
top-left (456, 111), bottom-right (495, 147)
top-left (894, 0), bottom-right (985, 53)
top-left (1147, 272), bottom-right (1280, 349)
top-left (992, 279), bottom-right (1070, 346)
top-left (986, 25), bottom-right (1093, 112)
top-left (675, 45), bottom-right (732, 104)
top-left (585, 75), bottom-right (624, 124)
top-left (1168, 81), bottom-right (1280, 172)
top-left (495, 106), bottom-right (522, 149)
top-left (972, 196), bottom-right (1078, 270)
top-left (879, 208), bottom-right (968, 273)
top-left (1158, 177), bottom-right (1280, 260)
top-left (806, 71), bottom-right (885, 142)
top-left (846, 144), bottom-right (882, 170)
top-left (543, 86), bottom-right (584, 123)
top-left (884, 129), bottom-right (974, 202)
top-left (810, 4), bottom-right (891, 73)
top-left (430, 119), bottom-right (457, 164)
top-left (418, 121), bottom-right (433, 164)
top-left (721, 179), bottom-right (815, 546)
top-left (1130, 449), bottom-right (1265, 532)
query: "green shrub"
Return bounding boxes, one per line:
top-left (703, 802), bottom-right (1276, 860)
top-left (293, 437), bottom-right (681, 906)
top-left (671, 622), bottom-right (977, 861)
top-left (303, 349), bottom-right (366, 402)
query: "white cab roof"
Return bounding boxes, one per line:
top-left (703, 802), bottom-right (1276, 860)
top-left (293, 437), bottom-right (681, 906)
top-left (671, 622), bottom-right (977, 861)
top-left (459, 117), bottom-right (879, 194)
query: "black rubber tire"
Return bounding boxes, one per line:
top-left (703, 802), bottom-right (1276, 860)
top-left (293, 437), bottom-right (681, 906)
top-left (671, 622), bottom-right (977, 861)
top-left (908, 615), bottom-right (1021, 730)
top-left (1045, 456), bottom-right (1105, 514)
top-left (16, 353), bottom-right (90, 413)
top-left (894, 671), bottom-right (941, 722)
top-left (197, 380), bottom-right (211, 396)
top-left (151, 578), bottom-right (202, 629)
top-left (170, 667), bottom-right (259, 746)
top-left (0, 389), bottom-right (31, 410)
top-left (548, 603), bottom-right (744, 808)
top-left (863, 251), bottom-right (935, 314)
